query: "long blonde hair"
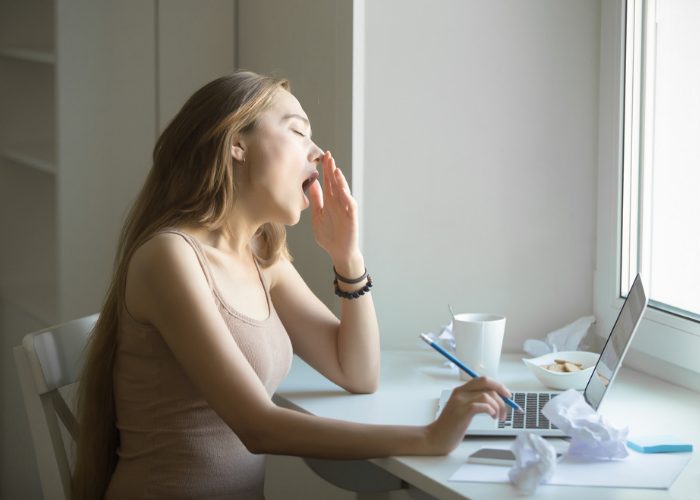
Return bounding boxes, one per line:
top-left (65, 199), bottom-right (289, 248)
top-left (72, 71), bottom-right (290, 500)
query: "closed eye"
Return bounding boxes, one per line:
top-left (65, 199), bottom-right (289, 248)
top-left (293, 130), bottom-right (306, 138)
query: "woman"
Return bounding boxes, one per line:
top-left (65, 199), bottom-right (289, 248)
top-left (72, 71), bottom-right (510, 499)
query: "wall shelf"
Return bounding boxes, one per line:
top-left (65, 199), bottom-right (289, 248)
top-left (0, 0), bottom-right (58, 333)
top-left (0, 48), bottom-right (55, 65)
top-left (2, 145), bottom-right (56, 175)
top-left (0, 283), bottom-right (57, 326)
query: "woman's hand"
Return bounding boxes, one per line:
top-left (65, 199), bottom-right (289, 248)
top-left (307, 152), bottom-right (361, 267)
top-left (423, 377), bottom-right (511, 455)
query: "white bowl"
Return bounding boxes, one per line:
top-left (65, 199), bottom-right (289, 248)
top-left (522, 351), bottom-right (599, 390)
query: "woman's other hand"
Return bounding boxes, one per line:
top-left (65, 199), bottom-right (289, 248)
top-left (423, 377), bottom-right (511, 455)
top-left (307, 152), bottom-right (360, 266)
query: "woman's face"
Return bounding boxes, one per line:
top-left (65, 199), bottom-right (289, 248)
top-left (236, 89), bottom-right (323, 226)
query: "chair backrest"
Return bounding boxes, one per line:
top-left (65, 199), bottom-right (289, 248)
top-left (13, 313), bottom-right (99, 500)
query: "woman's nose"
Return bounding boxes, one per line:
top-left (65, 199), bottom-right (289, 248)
top-left (309, 143), bottom-right (324, 164)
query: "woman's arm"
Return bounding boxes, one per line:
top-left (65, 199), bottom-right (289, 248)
top-left (269, 258), bottom-right (379, 394)
top-left (254, 375), bottom-right (508, 458)
top-left (271, 151), bottom-right (380, 393)
top-left (127, 233), bottom-right (509, 459)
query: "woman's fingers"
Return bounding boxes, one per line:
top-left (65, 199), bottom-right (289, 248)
top-left (334, 170), bottom-right (356, 214)
top-left (328, 154), bottom-right (340, 189)
top-left (335, 162), bottom-right (351, 192)
top-left (430, 386), bottom-right (510, 454)
top-left (322, 152), bottom-right (356, 215)
top-left (453, 378), bottom-right (509, 419)
top-left (484, 391), bottom-right (507, 419)
top-left (327, 154), bottom-right (344, 203)
top-left (448, 391), bottom-right (499, 419)
top-left (460, 376), bottom-right (512, 398)
top-left (322, 152), bottom-right (334, 199)
top-left (468, 402), bottom-right (498, 418)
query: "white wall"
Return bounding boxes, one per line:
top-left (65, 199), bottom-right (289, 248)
top-left (361, 0), bottom-right (601, 350)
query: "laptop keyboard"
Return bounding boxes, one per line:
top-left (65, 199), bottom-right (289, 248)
top-left (498, 392), bottom-right (559, 430)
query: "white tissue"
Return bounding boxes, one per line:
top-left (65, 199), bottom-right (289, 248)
top-left (508, 433), bottom-right (558, 495)
top-left (419, 323), bottom-right (458, 370)
top-left (542, 389), bottom-right (629, 460)
top-left (421, 322), bottom-right (455, 348)
top-left (523, 316), bottom-right (595, 357)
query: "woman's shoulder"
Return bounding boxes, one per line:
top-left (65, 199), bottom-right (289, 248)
top-left (263, 254), bottom-right (295, 290)
top-left (126, 231), bottom-right (203, 295)
top-left (130, 230), bottom-right (198, 270)
top-left (125, 231), bottom-right (209, 323)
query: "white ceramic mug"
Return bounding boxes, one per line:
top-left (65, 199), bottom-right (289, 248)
top-left (453, 313), bottom-right (506, 380)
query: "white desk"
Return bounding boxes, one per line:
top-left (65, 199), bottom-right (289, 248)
top-left (274, 349), bottom-right (700, 499)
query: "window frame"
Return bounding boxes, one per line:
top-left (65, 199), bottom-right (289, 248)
top-left (595, 0), bottom-right (700, 378)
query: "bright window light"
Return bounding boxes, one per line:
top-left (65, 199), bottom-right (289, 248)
top-left (622, 0), bottom-right (700, 320)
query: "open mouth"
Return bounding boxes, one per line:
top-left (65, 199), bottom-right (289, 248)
top-left (302, 171), bottom-right (319, 193)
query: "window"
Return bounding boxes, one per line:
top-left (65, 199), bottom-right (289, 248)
top-left (621, 0), bottom-right (700, 321)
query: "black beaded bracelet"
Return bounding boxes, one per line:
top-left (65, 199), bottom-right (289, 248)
top-left (333, 266), bottom-right (368, 285)
top-left (334, 274), bottom-right (373, 300)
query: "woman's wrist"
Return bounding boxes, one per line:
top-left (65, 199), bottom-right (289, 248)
top-left (332, 253), bottom-right (371, 296)
top-left (406, 424), bottom-right (437, 456)
top-left (331, 253), bottom-right (365, 282)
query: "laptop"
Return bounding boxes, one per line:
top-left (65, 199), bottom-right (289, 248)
top-left (436, 273), bottom-right (649, 437)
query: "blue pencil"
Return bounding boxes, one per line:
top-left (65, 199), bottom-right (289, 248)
top-left (420, 333), bottom-right (524, 414)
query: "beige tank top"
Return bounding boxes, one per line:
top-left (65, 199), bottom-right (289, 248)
top-left (105, 229), bottom-right (293, 499)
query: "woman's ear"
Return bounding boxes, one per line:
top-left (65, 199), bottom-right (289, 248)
top-left (231, 140), bottom-right (246, 164)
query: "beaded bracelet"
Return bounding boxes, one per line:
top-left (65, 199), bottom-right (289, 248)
top-left (334, 274), bottom-right (373, 300)
top-left (333, 266), bottom-right (368, 285)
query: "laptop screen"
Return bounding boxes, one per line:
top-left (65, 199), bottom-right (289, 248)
top-left (584, 274), bottom-right (648, 409)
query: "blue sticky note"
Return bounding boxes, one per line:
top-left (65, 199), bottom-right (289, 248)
top-left (627, 435), bottom-right (693, 453)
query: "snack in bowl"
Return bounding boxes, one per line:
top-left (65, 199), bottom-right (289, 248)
top-left (522, 350), bottom-right (599, 390)
top-left (541, 359), bottom-right (583, 372)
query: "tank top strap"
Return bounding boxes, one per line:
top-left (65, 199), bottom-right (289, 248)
top-left (154, 229), bottom-right (217, 292)
top-left (251, 255), bottom-right (271, 301)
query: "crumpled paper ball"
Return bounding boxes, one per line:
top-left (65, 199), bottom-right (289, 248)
top-left (542, 389), bottom-right (629, 460)
top-left (508, 433), bottom-right (558, 495)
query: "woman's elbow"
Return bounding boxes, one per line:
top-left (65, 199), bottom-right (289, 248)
top-left (344, 375), bottom-right (379, 394)
top-left (348, 384), bottom-right (378, 395)
top-left (239, 426), bottom-right (283, 455)
top-left (231, 411), bottom-right (278, 455)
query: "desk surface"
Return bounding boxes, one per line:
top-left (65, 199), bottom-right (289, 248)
top-left (274, 349), bottom-right (700, 500)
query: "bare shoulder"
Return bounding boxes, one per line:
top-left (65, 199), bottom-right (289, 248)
top-left (265, 255), bottom-right (297, 291)
top-left (128, 232), bottom-right (199, 278)
top-left (126, 232), bottom-right (207, 322)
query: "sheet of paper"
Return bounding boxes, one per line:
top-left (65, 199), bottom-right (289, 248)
top-left (449, 450), bottom-right (692, 489)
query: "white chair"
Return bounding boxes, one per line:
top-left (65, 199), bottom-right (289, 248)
top-left (13, 314), bottom-right (99, 500)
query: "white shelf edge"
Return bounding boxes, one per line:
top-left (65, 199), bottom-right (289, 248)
top-left (2, 149), bottom-right (56, 175)
top-left (0, 48), bottom-right (55, 65)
